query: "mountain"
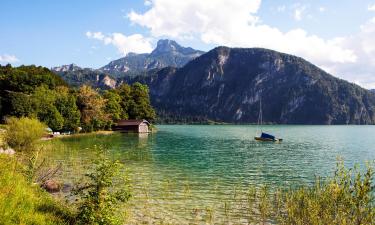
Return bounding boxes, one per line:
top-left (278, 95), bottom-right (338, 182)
top-left (370, 89), bottom-right (375, 94)
top-left (133, 47), bottom-right (375, 124)
top-left (100, 39), bottom-right (204, 76)
top-left (52, 64), bottom-right (116, 89)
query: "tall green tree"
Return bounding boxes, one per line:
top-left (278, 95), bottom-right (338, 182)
top-left (128, 82), bottom-right (156, 121)
top-left (103, 90), bottom-right (122, 122)
top-left (116, 84), bottom-right (132, 119)
top-left (8, 92), bottom-right (35, 118)
top-left (32, 86), bottom-right (64, 131)
top-left (77, 85), bottom-right (109, 132)
top-left (55, 86), bottom-right (81, 131)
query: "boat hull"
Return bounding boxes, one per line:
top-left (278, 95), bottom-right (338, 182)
top-left (254, 137), bottom-right (283, 142)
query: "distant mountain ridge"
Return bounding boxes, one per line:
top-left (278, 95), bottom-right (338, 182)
top-left (52, 39), bottom-right (204, 88)
top-left (52, 64), bottom-right (117, 89)
top-left (99, 39), bottom-right (204, 76)
top-left (51, 41), bottom-right (375, 124)
top-left (133, 47), bottom-right (375, 124)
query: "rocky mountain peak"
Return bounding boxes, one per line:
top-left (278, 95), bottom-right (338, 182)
top-left (151, 39), bottom-right (203, 56)
top-left (100, 39), bottom-right (205, 75)
top-left (153, 39), bottom-right (180, 53)
top-left (52, 63), bottom-right (82, 72)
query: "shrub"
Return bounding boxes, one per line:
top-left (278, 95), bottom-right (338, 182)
top-left (74, 147), bottom-right (131, 225)
top-left (275, 161), bottom-right (375, 224)
top-left (4, 117), bottom-right (46, 152)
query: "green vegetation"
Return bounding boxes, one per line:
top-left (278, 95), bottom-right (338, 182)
top-left (276, 161), bottom-right (375, 224)
top-left (0, 65), bottom-right (156, 133)
top-left (4, 117), bottom-right (46, 152)
top-left (0, 123), bottom-right (131, 225)
top-left (0, 155), bottom-right (74, 225)
top-left (74, 147), bottom-right (131, 225)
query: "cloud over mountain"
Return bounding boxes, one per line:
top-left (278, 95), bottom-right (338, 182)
top-left (86, 31), bottom-right (153, 56)
top-left (126, 0), bottom-right (375, 88)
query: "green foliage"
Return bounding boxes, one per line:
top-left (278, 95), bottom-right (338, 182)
top-left (77, 85), bottom-right (109, 132)
top-left (276, 161), bottom-right (375, 224)
top-left (0, 64), bottom-right (66, 94)
top-left (116, 83), bottom-right (132, 120)
top-left (103, 90), bottom-right (122, 122)
top-left (0, 65), bottom-right (156, 132)
top-left (0, 155), bottom-right (74, 225)
top-left (8, 91), bottom-right (35, 117)
top-left (74, 147), bottom-right (131, 225)
top-left (128, 82), bottom-right (156, 122)
top-left (32, 86), bottom-right (64, 131)
top-left (55, 86), bottom-right (81, 131)
top-left (5, 117), bottom-right (46, 152)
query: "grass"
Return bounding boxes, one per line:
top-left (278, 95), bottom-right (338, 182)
top-left (0, 155), bottom-right (75, 225)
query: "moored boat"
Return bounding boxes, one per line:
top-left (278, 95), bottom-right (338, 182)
top-left (254, 132), bottom-right (283, 142)
top-left (254, 99), bottom-right (283, 142)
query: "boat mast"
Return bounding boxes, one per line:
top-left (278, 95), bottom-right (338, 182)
top-left (256, 98), bottom-right (262, 135)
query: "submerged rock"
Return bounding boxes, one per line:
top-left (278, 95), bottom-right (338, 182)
top-left (42, 180), bottom-right (61, 193)
top-left (62, 183), bottom-right (73, 193)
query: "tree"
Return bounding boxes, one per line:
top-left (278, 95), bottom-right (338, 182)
top-left (116, 84), bottom-right (132, 119)
top-left (55, 86), bottom-right (81, 131)
top-left (103, 90), bottom-right (122, 122)
top-left (32, 86), bottom-right (64, 131)
top-left (77, 85), bottom-right (109, 132)
top-left (8, 91), bottom-right (35, 117)
top-left (128, 82), bottom-right (156, 121)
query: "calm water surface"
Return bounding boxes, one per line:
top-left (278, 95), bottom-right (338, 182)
top-left (44, 125), bottom-right (375, 223)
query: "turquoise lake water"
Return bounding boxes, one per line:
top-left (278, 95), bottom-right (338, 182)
top-left (45, 125), bottom-right (375, 223)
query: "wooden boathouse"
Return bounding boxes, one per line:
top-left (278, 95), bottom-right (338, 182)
top-left (113, 119), bottom-right (150, 133)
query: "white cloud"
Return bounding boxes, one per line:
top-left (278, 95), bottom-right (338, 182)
top-left (118, 0), bottom-right (375, 88)
top-left (127, 0), bottom-right (356, 65)
top-left (326, 17), bottom-right (375, 88)
top-left (319, 7), bottom-right (326, 12)
top-left (128, 0), bottom-right (262, 38)
top-left (0, 54), bottom-right (19, 64)
top-left (368, 3), bottom-right (375, 11)
top-left (292, 4), bottom-right (308, 21)
top-left (86, 31), bottom-right (153, 55)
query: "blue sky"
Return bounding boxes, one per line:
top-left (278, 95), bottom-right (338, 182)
top-left (1, 0), bottom-right (375, 88)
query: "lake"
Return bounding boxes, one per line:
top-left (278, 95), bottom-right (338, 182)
top-left (44, 125), bottom-right (375, 224)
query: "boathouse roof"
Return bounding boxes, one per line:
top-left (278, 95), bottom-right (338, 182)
top-left (116, 119), bottom-right (150, 126)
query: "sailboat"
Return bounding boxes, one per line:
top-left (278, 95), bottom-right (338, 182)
top-left (254, 98), bottom-right (283, 142)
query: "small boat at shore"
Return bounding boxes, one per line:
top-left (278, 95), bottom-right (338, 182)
top-left (254, 98), bottom-right (283, 142)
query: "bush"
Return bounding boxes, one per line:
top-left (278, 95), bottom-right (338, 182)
top-left (273, 161), bottom-right (375, 224)
top-left (5, 117), bottom-right (46, 152)
top-left (74, 147), bottom-right (131, 225)
top-left (0, 155), bottom-right (74, 225)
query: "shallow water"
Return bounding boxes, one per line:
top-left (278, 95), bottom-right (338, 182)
top-left (43, 125), bottom-right (375, 223)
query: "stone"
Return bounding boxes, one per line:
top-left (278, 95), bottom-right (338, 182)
top-left (42, 180), bottom-right (61, 193)
top-left (0, 148), bottom-right (15, 155)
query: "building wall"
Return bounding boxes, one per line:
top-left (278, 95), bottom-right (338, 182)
top-left (138, 123), bottom-right (149, 133)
